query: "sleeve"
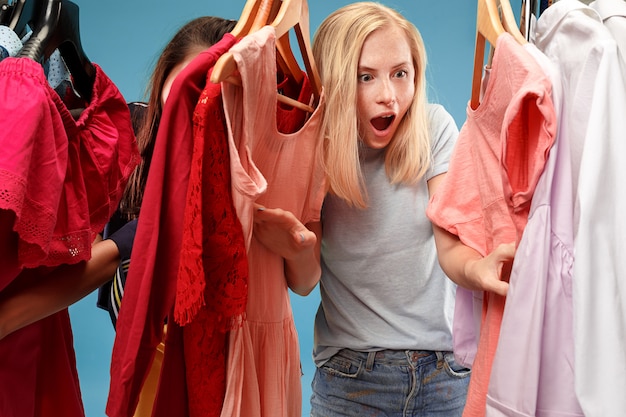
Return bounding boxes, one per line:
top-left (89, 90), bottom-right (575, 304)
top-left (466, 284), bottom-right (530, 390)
top-left (107, 218), bottom-right (138, 261)
top-left (96, 218), bottom-right (137, 327)
top-left (427, 103), bottom-right (459, 180)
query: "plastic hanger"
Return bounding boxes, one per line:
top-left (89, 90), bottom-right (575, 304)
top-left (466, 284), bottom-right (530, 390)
top-left (0, 0), bottom-right (13, 26)
top-left (16, 0), bottom-right (95, 102)
top-left (7, 0), bottom-right (35, 38)
top-left (211, 0), bottom-right (321, 113)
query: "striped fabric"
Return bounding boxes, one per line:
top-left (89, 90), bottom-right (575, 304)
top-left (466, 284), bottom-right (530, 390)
top-left (109, 258), bottom-right (130, 327)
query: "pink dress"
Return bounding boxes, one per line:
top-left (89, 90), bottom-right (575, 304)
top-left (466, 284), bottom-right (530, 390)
top-left (220, 26), bottom-right (326, 417)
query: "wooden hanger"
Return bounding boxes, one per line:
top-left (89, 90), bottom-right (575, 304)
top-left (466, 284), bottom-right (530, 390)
top-left (237, 0), bottom-right (303, 86)
top-left (229, 0), bottom-right (270, 39)
top-left (271, 0), bottom-right (321, 103)
top-left (211, 0), bottom-right (320, 113)
top-left (260, 0), bottom-right (304, 86)
top-left (212, 0), bottom-right (309, 110)
top-left (470, 0), bottom-right (506, 109)
top-left (498, 0), bottom-right (527, 45)
top-left (211, 0), bottom-right (269, 87)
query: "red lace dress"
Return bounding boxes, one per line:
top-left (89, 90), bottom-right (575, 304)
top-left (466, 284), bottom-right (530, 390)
top-left (173, 60), bottom-right (249, 417)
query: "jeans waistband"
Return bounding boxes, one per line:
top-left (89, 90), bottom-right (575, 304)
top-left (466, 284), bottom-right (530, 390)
top-left (337, 348), bottom-right (446, 371)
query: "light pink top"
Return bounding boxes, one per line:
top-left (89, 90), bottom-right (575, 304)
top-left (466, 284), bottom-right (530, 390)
top-left (220, 26), bottom-right (326, 417)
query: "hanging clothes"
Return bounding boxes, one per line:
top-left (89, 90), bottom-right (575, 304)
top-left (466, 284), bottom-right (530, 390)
top-left (470, 0), bottom-right (626, 415)
top-left (485, 42), bottom-right (584, 417)
top-left (106, 33), bottom-right (238, 417)
top-left (174, 53), bottom-right (250, 417)
top-left (590, 0), bottom-right (626, 66)
top-left (0, 56), bottom-right (139, 280)
top-left (0, 56), bottom-right (139, 417)
top-left (530, 2), bottom-right (626, 415)
top-left (426, 32), bottom-right (557, 417)
top-left (0, 25), bottom-right (21, 59)
top-left (219, 25), bottom-right (326, 417)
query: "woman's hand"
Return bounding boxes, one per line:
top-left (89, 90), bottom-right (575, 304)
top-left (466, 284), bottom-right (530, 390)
top-left (253, 204), bottom-right (317, 260)
top-left (463, 242), bottom-right (515, 296)
top-left (432, 223), bottom-right (516, 296)
top-left (252, 204), bottom-right (321, 296)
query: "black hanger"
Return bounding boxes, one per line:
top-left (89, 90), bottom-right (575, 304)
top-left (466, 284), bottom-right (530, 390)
top-left (7, 0), bottom-right (35, 38)
top-left (0, 1), bottom-right (14, 26)
top-left (17, 0), bottom-right (95, 102)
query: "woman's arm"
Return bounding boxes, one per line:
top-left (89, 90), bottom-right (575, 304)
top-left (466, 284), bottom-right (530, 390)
top-left (427, 174), bottom-right (514, 296)
top-left (284, 220), bottom-right (321, 296)
top-left (432, 225), bottom-right (513, 296)
top-left (0, 238), bottom-right (121, 340)
top-left (253, 205), bottom-right (321, 296)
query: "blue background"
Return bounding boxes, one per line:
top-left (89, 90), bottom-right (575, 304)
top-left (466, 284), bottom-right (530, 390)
top-left (65, 1), bottom-right (520, 416)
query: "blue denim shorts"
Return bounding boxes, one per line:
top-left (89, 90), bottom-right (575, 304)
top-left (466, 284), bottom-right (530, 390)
top-left (310, 349), bottom-right (470, 417)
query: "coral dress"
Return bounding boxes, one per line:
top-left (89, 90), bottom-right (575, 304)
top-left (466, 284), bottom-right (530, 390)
top-left (426, 33), bottom-right (556, 417)
top-left (219, 26), bottom-right (326, 417)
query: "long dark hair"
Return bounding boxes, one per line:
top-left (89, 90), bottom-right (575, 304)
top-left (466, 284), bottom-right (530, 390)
top-left (118, 16), bottom-right (237, 220)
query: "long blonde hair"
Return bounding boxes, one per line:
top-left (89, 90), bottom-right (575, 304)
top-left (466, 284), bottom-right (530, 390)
top-left (313, 2), bottom-right (432, 208)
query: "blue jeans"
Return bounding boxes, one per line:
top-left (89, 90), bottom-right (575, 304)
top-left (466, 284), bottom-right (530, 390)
top-left (310, 349), bottom-right (470, 417)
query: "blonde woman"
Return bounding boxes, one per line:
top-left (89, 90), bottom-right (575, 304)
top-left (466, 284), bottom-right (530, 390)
top-left (308, 2), bottom-right (469, 415)
top-left (255, 2), bottom-right (516, 415)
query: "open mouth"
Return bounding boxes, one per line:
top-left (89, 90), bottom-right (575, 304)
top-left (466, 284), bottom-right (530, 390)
top-left (371, 115), bottom-right (395, 131)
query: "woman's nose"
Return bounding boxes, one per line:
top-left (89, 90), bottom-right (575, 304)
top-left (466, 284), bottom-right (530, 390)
top-left (377, 80), bottom-right (395, 106)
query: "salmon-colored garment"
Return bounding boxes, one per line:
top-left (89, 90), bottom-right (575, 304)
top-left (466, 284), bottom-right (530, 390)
top-left (426, 33), bottom-right (556, 417)
top-left (220, 26), bottom-right (326, 417)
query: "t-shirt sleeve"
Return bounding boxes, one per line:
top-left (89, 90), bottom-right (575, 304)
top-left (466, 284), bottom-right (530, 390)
top-left (427, 103), bottom-right (459, 180)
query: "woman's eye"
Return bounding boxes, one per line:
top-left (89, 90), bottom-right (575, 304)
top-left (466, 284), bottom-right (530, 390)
top-left (394, 69), bottom-right (407, 78)
top-left (358, 74), bottom-right (372, 82)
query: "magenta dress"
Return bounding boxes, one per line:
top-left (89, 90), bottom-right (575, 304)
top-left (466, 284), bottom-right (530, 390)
top-left (0, 56), bottom-right (139, 417)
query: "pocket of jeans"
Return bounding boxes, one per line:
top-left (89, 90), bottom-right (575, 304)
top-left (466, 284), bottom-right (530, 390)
top-left (320, 352), bottom-right (362, 378)
top-left (442, 352), bottom-right (471, 378)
